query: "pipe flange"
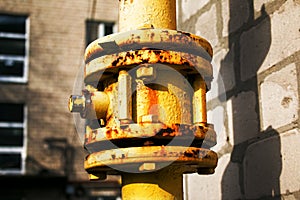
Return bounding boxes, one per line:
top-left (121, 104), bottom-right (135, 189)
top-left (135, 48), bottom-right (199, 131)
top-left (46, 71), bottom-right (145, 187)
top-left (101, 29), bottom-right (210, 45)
top-left (85, 146), bottom-right (218, 176)
top-left (85, 123), bottom-right (216, 151)
top-left (84, 29), bottom-right (213, 63)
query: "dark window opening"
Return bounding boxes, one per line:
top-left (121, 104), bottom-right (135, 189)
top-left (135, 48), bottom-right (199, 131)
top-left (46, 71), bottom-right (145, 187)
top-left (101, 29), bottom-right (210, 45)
top-left (0, 38), bottom-right (26, 56)
top-left (0, 103), bottom-right (24, 123)
top-left (0, 153), bottom-right (21, 170)
top-left (0, 127), bottom-right (23, 146)
top-left (0, 14), bottom-right (28, 82)
top-left (0, 59), bottom-right (24, 77)
top-left (0, 14), bottom-right (26, 34)
top-left (86, 20), bottom-right (115, 46)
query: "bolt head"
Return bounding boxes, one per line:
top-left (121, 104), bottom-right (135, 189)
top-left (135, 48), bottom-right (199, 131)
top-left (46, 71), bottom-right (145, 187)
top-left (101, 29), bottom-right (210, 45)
top-left (141, 114), bottom-right (159, 123)
top-left (89, 173), bottom-right (107, 181)
top-left (68, 95), bottom-right (85, 112)
top-left (139, 163), bottom-right (156, 171)
top-left (136, 65), bottom-right (156, 81)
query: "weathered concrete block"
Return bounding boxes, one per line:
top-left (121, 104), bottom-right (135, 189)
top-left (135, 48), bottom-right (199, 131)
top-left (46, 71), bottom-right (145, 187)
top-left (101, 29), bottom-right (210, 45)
top-left (226, 99), bottom-right (235, 146)
top-left (207, 106), bottom-right (227, 152)
top-left (231, 91), bottom-right (260, 145)
top-left (221, 155), bottom-right (242, 200)
top-left (243, 128), bottom-right (300, 199)
top-left (185, 154), bottom-right (241, 200)
top-left (253, 0), bottom-right (273, 12)
top-left (207, 48), bottom-right (235, 101)
top-left (278, 129), bottom-right (300, 195)
top-left (217, 48), bottom-right (235, 92)
top-left (240, 1), bottom-right (300, 81)
top-left (180, 0), bottom-right (210, 22)
top-left (221, 0), bottom-right (230, 37)
top-left (221, 0), bottom-right (249, 37)
top-left (260, 63), bottom-right (299, 130)
top-left (240, 16), bottom-right (271, 81)
top-left (243, 133), bottom-right (282, 199)
top-left (282, 194), bottom-right (300, 200)
top-left (195, 4), bottom-right (219, 47)
top-left (256, 0), bottom-right (300, 74)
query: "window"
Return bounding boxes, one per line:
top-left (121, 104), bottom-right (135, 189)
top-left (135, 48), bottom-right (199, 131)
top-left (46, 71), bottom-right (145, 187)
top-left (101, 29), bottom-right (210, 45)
top-left (86, 20), bottom-right (117, 46)
top-left (0, 14), bottom-right (29, 83)
top-left (0, 103), bottom-right (27, 174)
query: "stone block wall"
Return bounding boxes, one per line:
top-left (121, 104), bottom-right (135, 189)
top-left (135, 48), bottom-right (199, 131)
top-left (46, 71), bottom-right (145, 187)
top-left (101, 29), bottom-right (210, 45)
top-left (178, 0), bottom-right (300, 199)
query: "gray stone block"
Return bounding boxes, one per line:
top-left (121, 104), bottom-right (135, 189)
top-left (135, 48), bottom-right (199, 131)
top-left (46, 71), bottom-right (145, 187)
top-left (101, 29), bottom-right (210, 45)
top-left (243, 128), bottom-right (300, 199)
top-left (260, 63), bottom-right (299, 130)
top-left (231, 91), bottom-right (260, 145)
top-left (195, 4), bottom-right (219, 47)
top-left (185, 154), bottom-right (241, 200)
top-left (180, 0), bottom-right (210, 22)
top-left (256, 0), bottom-right (300, 74)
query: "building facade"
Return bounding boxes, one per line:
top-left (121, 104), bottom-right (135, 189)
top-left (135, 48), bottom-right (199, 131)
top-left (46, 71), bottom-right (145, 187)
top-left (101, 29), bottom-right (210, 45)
top-left (0, 0), bottom-right (120, 199)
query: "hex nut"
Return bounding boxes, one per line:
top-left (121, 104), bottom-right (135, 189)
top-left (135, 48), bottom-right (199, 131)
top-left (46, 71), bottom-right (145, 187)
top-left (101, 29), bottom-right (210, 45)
top-left (141, 114), bottom-right (159, 123)
top-left (68, 95), bottom-right (85, 112)
top-left (139, 163), bottom-right (156, 171)
top-left (136, 65), bottom-right (156, 81)
top-left (89, 173), bottom-right (107, 181)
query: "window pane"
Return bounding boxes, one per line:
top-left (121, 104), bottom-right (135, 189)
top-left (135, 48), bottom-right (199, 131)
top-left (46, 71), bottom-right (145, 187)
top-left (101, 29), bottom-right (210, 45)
top-left (0, 14), bottom-right (26, 34)
top-left (0, 37), bottom-right (26, 56)
top-left (0, 127), bottom-right (23, 146)
top-left (86, 21), bottom-right (115, 46)
top-left (0, 103), bottom-right (24, 122)
top-left (0, 59), bottom-right (24, 77)
top-left (86, 21), bottom-right (99, 45)
top-left (104, 23), bottom-right (113, 36)
top-left (0, 153), bottom-right (21, 170)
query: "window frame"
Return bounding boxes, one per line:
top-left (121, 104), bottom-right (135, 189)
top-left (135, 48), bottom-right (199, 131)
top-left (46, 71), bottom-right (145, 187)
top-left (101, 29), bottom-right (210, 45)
top-left (0, 14), bottom-right (29, 83)
top-left (86, 20), bottom-right (117, 46)
top-left (0, 104), bottom-right (27, 174)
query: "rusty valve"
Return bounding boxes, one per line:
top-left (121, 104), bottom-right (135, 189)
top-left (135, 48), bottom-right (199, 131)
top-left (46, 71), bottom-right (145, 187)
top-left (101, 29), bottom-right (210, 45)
top-left (72, 28), bottom-right (219, 176)
top-left (69, 0), bottom-right (218, 199)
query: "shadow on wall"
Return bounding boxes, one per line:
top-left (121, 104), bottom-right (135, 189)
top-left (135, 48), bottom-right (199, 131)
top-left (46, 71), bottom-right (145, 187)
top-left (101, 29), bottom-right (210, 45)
top-left (220, 1), bottom-right (282, 199)
top-left (27, 138), bottom-right (76, 176)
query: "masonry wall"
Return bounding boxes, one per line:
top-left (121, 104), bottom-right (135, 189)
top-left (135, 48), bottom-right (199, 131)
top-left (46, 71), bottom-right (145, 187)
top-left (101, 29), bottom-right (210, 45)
top-left (0, 0), bottom-right (118, 180)
top-left (178, 0), bottom-right (300, 199)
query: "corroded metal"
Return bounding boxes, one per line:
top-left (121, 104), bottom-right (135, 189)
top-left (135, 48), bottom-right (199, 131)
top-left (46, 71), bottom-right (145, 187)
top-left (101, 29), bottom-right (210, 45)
top-left (69, 0), bottom-right (217, 199)
top-left (121, 167), bottom-right (183, 200)
top-left (85, 123), bottom-right (216, 150)
top-left (118, 0), bottom-right (177, 31)
top-left (118, 70), bottom-right (132, 123)
top-left (85, 146), bottom-right (217, 175)
top-left (135, 66), bottom-right (193, 126)
top-left (193, 76), bottom-right (207, 124)
top-left (85, 50), bottom-right (213, 87)
top-left (69, 90), bottom-right (109, 119)
top-left (84, 29), bottom-right (213, 62)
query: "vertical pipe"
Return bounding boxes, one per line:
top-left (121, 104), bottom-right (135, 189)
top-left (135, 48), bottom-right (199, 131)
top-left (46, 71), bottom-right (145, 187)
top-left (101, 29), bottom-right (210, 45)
top-left (118, 0), bottom-right (177, 32)
top-left (122, 167), bottom-right (183, 200)
top-left (193, 76), bottom-right (207, 124)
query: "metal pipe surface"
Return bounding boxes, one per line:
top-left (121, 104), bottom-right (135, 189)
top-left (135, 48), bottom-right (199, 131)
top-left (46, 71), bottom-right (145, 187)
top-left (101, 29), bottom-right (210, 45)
top-left (122, 167), bottom-right (183, 200)
top-left (118, 0), bottom-right (177, 31)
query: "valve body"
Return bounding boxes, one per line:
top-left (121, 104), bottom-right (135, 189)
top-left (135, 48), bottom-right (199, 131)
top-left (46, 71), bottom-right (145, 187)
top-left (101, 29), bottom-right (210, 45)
top-left (69, 0), bottom-right (218, 199)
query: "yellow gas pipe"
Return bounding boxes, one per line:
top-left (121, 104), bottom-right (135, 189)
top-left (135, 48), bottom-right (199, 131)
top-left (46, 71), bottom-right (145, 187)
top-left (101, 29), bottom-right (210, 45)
top-left (119, 1), bottom-right (203, 198)
top-left (69, 0), bottom-right (217, 199)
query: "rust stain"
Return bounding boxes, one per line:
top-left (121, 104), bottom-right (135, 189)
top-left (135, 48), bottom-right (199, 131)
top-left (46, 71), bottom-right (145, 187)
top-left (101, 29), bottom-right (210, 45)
top-left (147, 87), bottom-right (158, 116)
top-left (84, 29), bottom-right (213, 63)
top-left (85, 123), bottom-right (216, 149)
top-left (84, 146), bottom-right (218, 175)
